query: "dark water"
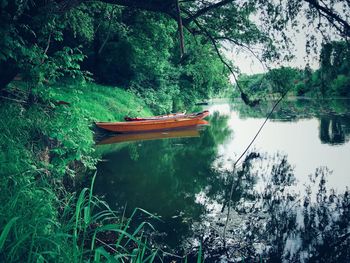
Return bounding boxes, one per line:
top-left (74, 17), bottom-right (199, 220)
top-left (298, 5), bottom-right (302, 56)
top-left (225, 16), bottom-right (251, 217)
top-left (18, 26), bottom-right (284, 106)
top-left (95, 99), bottom-right (350, 262)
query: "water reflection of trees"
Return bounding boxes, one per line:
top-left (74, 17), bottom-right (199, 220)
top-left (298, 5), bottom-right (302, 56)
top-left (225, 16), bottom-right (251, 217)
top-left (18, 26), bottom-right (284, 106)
top-left (94, 108), bottom-right (350, 261)
top-left (319, 115), bottom-right (350, 145)
top-left (191, 153), bottom-right (350, 262)
top-left (232, 99), bottom-right (350, 145)
top-left (94, 112), bottom-right (232, 249)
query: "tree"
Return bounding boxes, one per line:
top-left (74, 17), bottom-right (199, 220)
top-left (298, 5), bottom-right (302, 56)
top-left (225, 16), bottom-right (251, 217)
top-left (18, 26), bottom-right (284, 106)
top-left (0, 0), bottom-right (87, 89)
top-left (316, 41), bottom-right (350, 96)
top-left (1, 0), bottom-right (350, 101)
top-left (266, 67), bottom-right (300, 94)
top-left (0, 0), bottom-right (272, 107)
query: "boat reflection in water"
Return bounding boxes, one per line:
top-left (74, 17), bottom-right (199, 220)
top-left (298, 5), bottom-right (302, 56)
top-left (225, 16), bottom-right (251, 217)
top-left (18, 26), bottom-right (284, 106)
top-left (96, 122), bottom-right (208, 145)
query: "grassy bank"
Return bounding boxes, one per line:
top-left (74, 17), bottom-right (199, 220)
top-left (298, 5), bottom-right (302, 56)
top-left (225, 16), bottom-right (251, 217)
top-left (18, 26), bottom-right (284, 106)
top-left (0, 82), bottom-right (159, 262)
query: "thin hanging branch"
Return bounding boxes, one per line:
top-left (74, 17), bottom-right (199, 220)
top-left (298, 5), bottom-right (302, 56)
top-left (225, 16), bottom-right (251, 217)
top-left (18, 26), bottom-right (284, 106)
top-left (98, 6), bottom-right (118, 54)
top-left (190, 18), bottom-right (260, 106)
top-left (41, 33), bottom-right (52, 64)
top-left (214, 36), bottom-right (270, 72)
top-left (304, 0), bottom-right (350, 37)
top-left (222, 87), bottom-right (291, 243)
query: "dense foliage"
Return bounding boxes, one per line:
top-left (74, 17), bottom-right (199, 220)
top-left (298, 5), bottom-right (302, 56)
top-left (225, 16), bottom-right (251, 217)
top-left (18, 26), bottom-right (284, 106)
top-left (0, 1), bottom-right (233, 113)
top-left (2, 1), bottom-right (349, 104)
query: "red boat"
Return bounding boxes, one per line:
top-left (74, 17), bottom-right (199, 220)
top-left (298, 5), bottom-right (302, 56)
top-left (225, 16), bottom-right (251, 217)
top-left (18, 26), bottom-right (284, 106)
top-left (96, 111), bottom-right (209, 133)
top-left (124, 110), bottom-right (209, 121)
top-left (97, 128), bottom-right (201, 144)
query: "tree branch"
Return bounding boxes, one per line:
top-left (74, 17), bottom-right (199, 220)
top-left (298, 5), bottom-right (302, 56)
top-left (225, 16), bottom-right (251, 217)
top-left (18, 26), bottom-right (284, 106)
top-left (98, 6), bottom-right (118, 54)
top-left (304, 0), bottom-right (350, 37)
top-left (175, 0), bottom-right (185, 57)
top-left (41, 33), bottom-right (52, 64)
top-left (191, 18), bottom-right (260, 106)
top-left (214, 36), bottom-right (269, 72)
top-left (98, 0), bottom-right (176, 16)
top-left (183, 0), bottom-right (234, 24)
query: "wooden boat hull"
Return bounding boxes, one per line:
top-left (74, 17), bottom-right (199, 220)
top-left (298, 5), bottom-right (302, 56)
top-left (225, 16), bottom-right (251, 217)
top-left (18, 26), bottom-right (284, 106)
top-left (97, 128), bottom-right (201, 145)
top-left (96, 119), bottom-right (209, 133)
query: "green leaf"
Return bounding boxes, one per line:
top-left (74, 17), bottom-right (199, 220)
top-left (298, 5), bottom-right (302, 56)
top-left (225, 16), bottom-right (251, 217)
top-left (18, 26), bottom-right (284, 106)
top-left (197, 243), bottom-right (202, 263)
top-left (0, 217), bottom-right (19, 250)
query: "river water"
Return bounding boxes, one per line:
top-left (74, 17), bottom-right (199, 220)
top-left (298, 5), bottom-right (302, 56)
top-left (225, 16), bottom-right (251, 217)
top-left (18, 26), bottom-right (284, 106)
top-left (95, 98), bottom-right (350, 262)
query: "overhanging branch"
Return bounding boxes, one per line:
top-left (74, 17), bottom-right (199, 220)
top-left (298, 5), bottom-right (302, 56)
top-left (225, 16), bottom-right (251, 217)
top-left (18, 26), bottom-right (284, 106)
top-left (175, 0), bottom-right (185, 57)
top-left (304, 0), bottom-right (350, 37)
top-left (183, 0), bottom-right (234, 24)
top-left (190, 18), bottom-right (260, 106)
top-left (98, 0), bottom-right (176, 16)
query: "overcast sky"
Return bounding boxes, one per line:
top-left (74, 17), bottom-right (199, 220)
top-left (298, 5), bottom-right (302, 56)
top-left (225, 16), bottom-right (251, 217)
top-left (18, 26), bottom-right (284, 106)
top-left (227, 31), bottom-right (321, 75)
top-left (224, 8), bottom-right (328, 75)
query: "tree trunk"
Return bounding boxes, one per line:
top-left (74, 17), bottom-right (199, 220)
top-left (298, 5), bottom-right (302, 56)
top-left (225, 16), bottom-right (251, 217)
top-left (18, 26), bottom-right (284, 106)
top-left (175, 0), bottom-right (185, 57)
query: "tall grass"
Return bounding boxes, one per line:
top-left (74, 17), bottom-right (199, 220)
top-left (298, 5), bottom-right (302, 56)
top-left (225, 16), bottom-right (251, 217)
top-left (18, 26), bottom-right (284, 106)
top-left (0, 82), bottom-right (158, 262)
top-left (0, 172), bottom-right (161, 262)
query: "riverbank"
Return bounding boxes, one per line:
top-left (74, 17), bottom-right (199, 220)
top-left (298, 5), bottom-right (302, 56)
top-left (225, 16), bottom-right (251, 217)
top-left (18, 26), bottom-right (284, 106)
top-left (0, 82), bottom-right (158, 262)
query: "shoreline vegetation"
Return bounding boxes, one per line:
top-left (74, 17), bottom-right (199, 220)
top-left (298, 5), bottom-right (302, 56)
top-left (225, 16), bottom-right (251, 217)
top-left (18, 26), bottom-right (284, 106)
top-left (1, 79), bottom-right (349, 262)
top-left (0, 81), bottom-right (178, 262)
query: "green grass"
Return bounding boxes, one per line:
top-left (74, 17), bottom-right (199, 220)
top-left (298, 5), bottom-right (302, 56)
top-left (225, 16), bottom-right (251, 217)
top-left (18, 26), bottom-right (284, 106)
top-left (48, 82), bottom-right (153, 122)
top-left (0, 171), bottom-right (160, 262)
top-left (0, 81), bottom-right (161, 262)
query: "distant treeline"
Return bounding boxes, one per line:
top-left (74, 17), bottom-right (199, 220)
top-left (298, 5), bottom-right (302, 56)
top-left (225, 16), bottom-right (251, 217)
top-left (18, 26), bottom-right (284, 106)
top-left (237, 41), bottom-right (350, 98)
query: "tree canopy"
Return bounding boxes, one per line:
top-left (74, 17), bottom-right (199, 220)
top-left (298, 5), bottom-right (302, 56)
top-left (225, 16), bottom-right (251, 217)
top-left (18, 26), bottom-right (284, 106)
top-left (1, 0), bottom-right (350, 104)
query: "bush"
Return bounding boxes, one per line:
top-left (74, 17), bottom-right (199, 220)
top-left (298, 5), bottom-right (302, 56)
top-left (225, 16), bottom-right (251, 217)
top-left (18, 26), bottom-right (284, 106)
top-left (330, 74), bottom-right (350, 96)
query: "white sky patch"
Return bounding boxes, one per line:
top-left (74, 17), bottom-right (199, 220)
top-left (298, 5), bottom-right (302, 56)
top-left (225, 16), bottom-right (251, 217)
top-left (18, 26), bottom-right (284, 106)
top-left (221, 3), bottom-right (343, 75)
top-left (224, 25), bottom-right (322, 75)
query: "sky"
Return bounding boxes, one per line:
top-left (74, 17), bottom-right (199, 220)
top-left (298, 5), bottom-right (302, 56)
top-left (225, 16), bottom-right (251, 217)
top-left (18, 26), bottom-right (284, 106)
top-left (223, 5), bottom-right (327, 75)
top-left (227, 0), bottom-right (348, 76)
top-left (226, 31), bottom-right (321, 75)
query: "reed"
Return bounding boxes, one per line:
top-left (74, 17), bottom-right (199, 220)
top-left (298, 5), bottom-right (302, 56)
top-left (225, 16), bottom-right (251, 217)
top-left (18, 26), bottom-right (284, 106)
top-left (0, 83), bottom-right (157, 262)
top-left (0, 172), bottom-right (161, 262)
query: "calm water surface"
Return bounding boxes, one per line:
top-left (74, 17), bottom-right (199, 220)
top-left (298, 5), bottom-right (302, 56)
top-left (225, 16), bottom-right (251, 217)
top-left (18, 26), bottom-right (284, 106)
top-left (95, 99), bottom-right (350, 262)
